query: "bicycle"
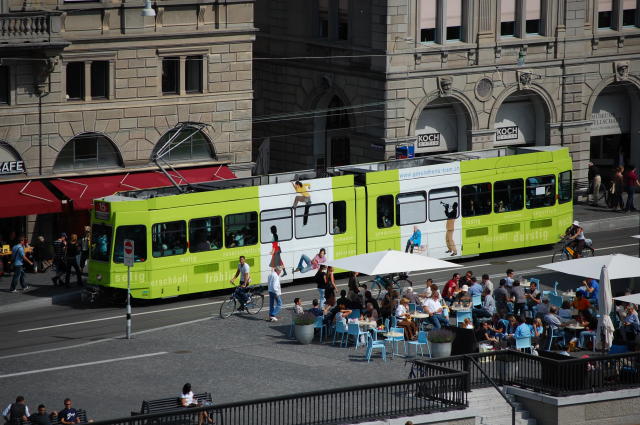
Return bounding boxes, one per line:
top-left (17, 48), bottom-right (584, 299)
top-left (219, 282), bottom-right (265, 318)
top-left (551, 236), bottom-right (595, 263)
top-left (369, 272), bottom-right (413, 299)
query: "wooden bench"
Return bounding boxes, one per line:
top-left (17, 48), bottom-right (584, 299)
top-left (21, 409), bottom-right (88, 425)
top-left (132, 393), bottom-right (213, 416)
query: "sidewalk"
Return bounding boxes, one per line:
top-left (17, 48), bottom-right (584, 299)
top-left (574, 201), bottom-right (640, 233)
top-left (0, 267), bottom-right (83, 314)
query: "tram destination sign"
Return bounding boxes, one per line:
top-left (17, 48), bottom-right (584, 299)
top-left (0, 160), bottom-right (25, 175)
top-left (417, 133), bottom-right (441, 147)
top-left (496, 126), bottom-right (519, 141)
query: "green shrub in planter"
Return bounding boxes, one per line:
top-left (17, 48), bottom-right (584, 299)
top-left (427, 329), bottom-right (455, 343)
top-left (294, 312), bottom-right (317, 326)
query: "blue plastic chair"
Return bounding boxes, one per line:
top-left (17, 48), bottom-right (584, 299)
top-left (365, 333), bottom-right (387, 362)
top-left (546, 327), bottom-right (565, 350)
top-left (313, 316), bottom-right (326, 343)
top-left (348, 309), bottom-right (361, 319)
top-left (332, 321), bottom-right (348, 346)
top-left (408, 330), bottom-right (431, 357)
top-left (549, 294), bottom-right (563, 308)
top-left (456, 310), bottom-right (472, 326)
top-left (408, 303), bottom-right (417, 313)
top-left (390, 316), bottom-right (398, 328)
top-left (385, 326), bottom-right (407, 357)
top-left (542, 281), bottom-right (559, 297)
top-left (346, 323), bottom-right (368, 349)
top-left (515, 336), bottom-right (532, 353)
top-left (472, 294), bottom-right (482, 308)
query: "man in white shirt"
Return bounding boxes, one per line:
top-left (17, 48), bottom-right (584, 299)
top-left (230, 256), bottom-right (251, 308)
top-left (422, 292), bottom-right (449, 329)
top-left (481, 274), bottom-right (493, 293)
top-left (267, 267), bottom-right (282, 322)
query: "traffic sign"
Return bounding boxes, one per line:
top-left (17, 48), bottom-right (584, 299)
top-left (123, 239), bottom-right (134, 267)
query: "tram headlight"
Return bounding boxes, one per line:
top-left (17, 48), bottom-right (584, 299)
top-left (96, 274), bottom-right (102, 281)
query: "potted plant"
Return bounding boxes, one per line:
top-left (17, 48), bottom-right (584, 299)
top-left (294, 312), bottom-right (317, 344)
top-left (427, 329), bottom-right (455, 358)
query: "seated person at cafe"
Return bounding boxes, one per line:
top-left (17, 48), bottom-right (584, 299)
top-left (468, 276), bottom-right (483, 297)
top-left (536, 297), bottom-right (551, 317)
top-left (571, 291), bottom-right (591, 313)
top-left (489, 314), bottom-right (507, 339)
top-left (403, 286), bottom-right (420, 305)
top-left (332, 304), bottom-right (353, 327)
top-left (455, 285), bottom-right (472, 305)
top-left (364, 302), bottom-right (379, 322)
top-left (422, 291), bottom-right (449, 329)
top-left (622, 304), bottom-right (640, 343)
top-left (442, 273), bottom-right (460, 304)
top-left (559, 301), bottom-right (573, 320)
top-left (577, 310), bottom-right (598, 349)
top-left (364, 291), bottom-right (380, 313)
top-left (308, 299), bottom-right (323, 317)
top-left (476, 321), bottom-right (499, 347)
top-left (472, 287), bottom-right (494, 320)
top-left (336, 290), bottom-right (350, 309)
top-left (544, 305), bottom-right (567, 347)
top-left (395, 297), bottom-right (418, 340)
top-left (525, 281), bottom-right (542, 314)
top-left (514, 316), bottom-right (532, 343)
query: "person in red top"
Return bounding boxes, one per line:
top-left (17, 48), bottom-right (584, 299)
top-left (624, 164), bottom-right (639, 212)
top-left (442, 273), bottom-right (460, 304)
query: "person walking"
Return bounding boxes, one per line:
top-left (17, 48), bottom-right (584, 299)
top-left (612, 166), bottom-right (625, 212)
top-left (315, 265), bottom-right (328, 308)
top-left (588, 162), bottom-right (601, 207)
top-left (79, 226), bottom-right (91, 272)
top-left (9, 236), bottom-right (32, 293)
top-left (624, 164), bottom-right (639, 212)
top-left (51, 233), bottom-right (67, 286)
top-left (64, 234), bottom-right (83, 287)
top-left (267, 267), bottom-right (282, 322)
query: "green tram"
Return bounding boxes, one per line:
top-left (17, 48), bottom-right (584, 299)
top-left (88, 146), bottom-right (573, 299)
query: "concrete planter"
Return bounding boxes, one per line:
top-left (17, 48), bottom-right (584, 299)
top-left (430, 342), bottom-right (452, 358)
top-left (295, 323), bottom-right (315, 344)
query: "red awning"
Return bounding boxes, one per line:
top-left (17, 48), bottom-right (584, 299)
top-left (0, 180), bottom-right (63, 218)
top-left (50, 165), bottom-right (236, 210)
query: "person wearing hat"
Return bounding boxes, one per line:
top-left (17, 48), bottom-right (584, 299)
top-left (455, 284), bottom-right (471, 305)
top-left (565, 220), bottom-right (586, 258)
top-left (51, 233), bottom-right (67, 286)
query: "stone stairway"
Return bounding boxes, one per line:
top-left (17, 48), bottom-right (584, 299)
top-left (468, 387), bottom-right (537, 425)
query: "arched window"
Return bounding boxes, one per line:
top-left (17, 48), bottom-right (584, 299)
top-left (153, 124), bottom-right (215, 162)
top-left (54, 133), bottom-right (123, 171)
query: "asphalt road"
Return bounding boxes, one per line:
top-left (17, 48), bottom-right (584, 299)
top-left (0, 227), bottom-right (638, 420)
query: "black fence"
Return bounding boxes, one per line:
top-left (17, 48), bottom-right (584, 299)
top-left (411, 350), bottom-right (640, 397)
top-left (89, 364), bottom-right (467, 425)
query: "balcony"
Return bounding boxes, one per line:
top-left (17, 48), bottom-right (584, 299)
top-left (0, 12), bottom-right (68, 50)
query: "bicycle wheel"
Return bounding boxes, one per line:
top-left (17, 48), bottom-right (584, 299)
top-left (395, 277), bottom-right (413, 289)
top-left (245, 293), bottom-right (264, 315)
top-left (220, 297), bottom-right (237, 319)
top-left (552, 249), bottom-right (570, 263)
top-left (372, 281), bottom-right (384, 299)
top-left (582, 246), bottom-right (595, 258)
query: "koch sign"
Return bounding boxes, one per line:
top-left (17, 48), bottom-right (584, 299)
top-left (0, 161), bottom-right (25, 175)
top-left (417, 133), bottom-right (441, 147)
top-left (123, 239), bottom-right (135, 267)
top-left (496, 126), bottom-right (519, 141)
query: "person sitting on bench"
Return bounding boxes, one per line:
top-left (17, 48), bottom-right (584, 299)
top-left (180, 383), bottom-right (214, 425)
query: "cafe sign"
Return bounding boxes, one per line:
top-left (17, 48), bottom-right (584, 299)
top-left (0, 161), bottom-right (25, 175)
top-left (417, 133), bottom-right (441, 147)
top-left (496, 126), bottom-right (519, 141)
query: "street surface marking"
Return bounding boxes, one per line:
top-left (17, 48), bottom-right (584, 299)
top-left (0, 352), bottom-right (167, 378)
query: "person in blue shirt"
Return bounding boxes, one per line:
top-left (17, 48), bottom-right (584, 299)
top-left (58, 399), bottom-right (79, 425)
top-left (468, 276), bottom-right (483, 297)
top-left (307, 299), bottom-right (324, 317)
top-left (514, 316), bottom-right (532, 339)
top-left (585, 279), bottom-right (599, 300)
top-left (405, 226), bottom-right (422, 254)
top-left (10, 236), bottom-right (32, 293)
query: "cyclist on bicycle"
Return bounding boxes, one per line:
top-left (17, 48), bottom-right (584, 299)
top-left (564, 220), bottom-right (586, 258)
top-left (230, 255), bottom-right (251, 309)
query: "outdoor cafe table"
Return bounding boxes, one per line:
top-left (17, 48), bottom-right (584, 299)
top-left (449, 304), bottom-right (472, 312)
top-left (561, 290), bottom-right (577, 300)
top-left (383, 331), bottom-right (405, 358)
top-left (355, 319), bottom-right (377, 330)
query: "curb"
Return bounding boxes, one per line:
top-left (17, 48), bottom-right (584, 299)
top-left (0, 289), bottom-right (82, 314)
top-left (580, 214), bottom-right (639, 233)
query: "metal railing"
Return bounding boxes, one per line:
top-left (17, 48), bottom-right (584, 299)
top-left (88, 367), bottom-right (468, 425)
top-left (412, 350), bottom-right (640, 397)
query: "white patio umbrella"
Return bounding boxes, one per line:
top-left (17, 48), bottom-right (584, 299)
top-left (538, 254), bottom-right (640, 280)
top-left (324, 250), bottom-right (460, 275)
top-left (613, 293), bottom-right (640, 304)
top-left (595, 265), bottom-right (615, 351)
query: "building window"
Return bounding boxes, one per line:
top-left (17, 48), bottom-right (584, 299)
top-left (66, 62), bottom-right (85, 100)
top-left (225, 212), bottom-right (258, 248)
top-left (162, 57), bottom-right (179, 95)
top-left (446, 0), bottom-right (462, 41)
top-left (525, 0), bottom-right (541, 34)
top-left (185, 56), bottom-right (202, 93)
top-left (152, 221), bottom-right (187, 257)
top-left (54, 133), bottom-right (123, 171)
top-left (501, 0), bottom-right (516, 36)
top-left (318, 0), bottom-right (329, 37)
top-left (338, 0), bottom-right (349, 40)
top-left (90, 61), bottom-right (109, 99)
top-left (0, 66), bottom-right (8, 105)
top-left (420, 0), bottom-right (437, 42)
top-left (598, 0), bottom-right (614, 28)
top-left (260, 208), bottom-right (293, 243)
top-left (623, 0), bottom-right (637, 26)
top-left (153, 125), bottom-right (215, 162)
top-left (396, 192), bottom-right (427, 225)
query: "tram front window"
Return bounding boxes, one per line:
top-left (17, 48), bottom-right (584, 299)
top-left (91, 224), bottom-right (112, 262)
top-left (114, 225), bottom-right (147, 263)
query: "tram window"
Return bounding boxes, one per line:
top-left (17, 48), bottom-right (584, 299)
top-left (260, 208), bottom-right (293, 243)
top-left (461, 183), bottom-right (492, 217)
top-left (558, 171), bottom-right (572, 204)
top-left (330, 201), bottom-right (347, 235)
top-left (224, 212), bottom-right (258, 248)
top-left (152, 221), bottom-right (187, 257)
top-left (114, 225), bottom-right (147, 263)
top-left (295, 203), bottom-right (327, 239)
top-left (396, 192), bottom-right (427, 225)
top-left (91, 224), bottom-right (112, 262)
top-left (526, 175), bottom-right (556, 209)
top-left (494, 179), bottom-right (524, 213)
top-left (189, 216), bottom-right (222, 252)
top-left (377, 195), bottom-right (394, 228)
top-left (429, 187), bottom-right (459, 221)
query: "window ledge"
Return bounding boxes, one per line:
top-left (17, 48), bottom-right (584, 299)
top-left (416, 41), bottom-right (476, 53)
top-left (497, 35), bottom-right (554, 47)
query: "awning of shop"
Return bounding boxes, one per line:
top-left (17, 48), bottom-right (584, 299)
top-left (0, 180), bottom-right (63, 218)
top-left (49, 165), bottom-right (236, 210)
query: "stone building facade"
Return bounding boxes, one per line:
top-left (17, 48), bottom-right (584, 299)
top-left (0, 0), bottom-right (254, 240)
top-left (254, 0), bottom-right (640, 181)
